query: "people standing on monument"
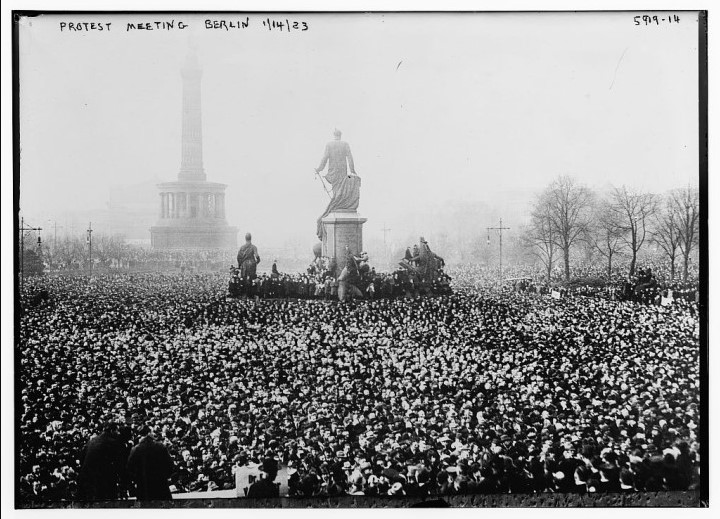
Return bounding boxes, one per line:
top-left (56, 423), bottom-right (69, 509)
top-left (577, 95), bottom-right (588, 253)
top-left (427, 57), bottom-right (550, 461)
top-left (237, 233), bottom-right (261, 281)
top-left (344, 245), bottom-right (360, 280)
top-left (315, 129), bottom-right (362, 238)
top-left (407, 237), bottom-right (443, 283)
top-left (411, 244), bottom-right (420, 266)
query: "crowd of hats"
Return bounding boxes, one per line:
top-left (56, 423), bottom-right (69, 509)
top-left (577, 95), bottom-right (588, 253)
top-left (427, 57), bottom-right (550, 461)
top-left (451, 260), bottom-right (699, 303)
top-left (18, 265), bottom-right (699, 501)
top-left (504, 276), bottom-right (697, 305)
top-left (42, 241), bottom-right (236, 273)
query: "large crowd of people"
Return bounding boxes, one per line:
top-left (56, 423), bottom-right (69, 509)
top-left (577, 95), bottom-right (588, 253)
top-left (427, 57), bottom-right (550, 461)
top-left (228, 261), bottom-right (452, 301)
top-left (229, 235), bottom-right (452, 302)
top-left (17, 261), bottom-right (701, 503)
top-left (38, 235), bottom-right (236, 273)
top-left (229, 269), bottom-right (452, 301)
top-left (450, 261), bottom-right (699, 306)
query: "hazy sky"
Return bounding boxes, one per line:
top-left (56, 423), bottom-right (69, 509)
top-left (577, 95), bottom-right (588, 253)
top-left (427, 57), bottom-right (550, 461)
top-left (18, 11), bottom-right (700, 245)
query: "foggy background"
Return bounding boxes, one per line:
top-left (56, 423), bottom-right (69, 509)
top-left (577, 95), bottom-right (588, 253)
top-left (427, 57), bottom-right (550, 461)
top-left (17, 12), bottom-right (699, 265)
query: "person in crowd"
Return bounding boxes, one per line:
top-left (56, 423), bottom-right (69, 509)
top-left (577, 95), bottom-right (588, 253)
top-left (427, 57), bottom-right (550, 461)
top-left (247, 459), bottom-right (280, 498)
top-left (127, 425), bottom-right (176, 501)
top-left (77, 422), bottom-right (130, 501)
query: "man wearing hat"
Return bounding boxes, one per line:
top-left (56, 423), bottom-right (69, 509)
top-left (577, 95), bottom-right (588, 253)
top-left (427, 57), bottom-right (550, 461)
top-left (247, 458), bottom-right (279, 498)
top-left (77, 422), bottom-right (130, 501)
top-left (126, 424), bottom-right (175, 501)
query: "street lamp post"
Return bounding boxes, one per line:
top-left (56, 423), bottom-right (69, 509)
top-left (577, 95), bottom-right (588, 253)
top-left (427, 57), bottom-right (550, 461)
top-left (486, 218), bottom-right (510, 284)
top-left (87, 222), bottom-right (93, 277)
top-left (19, 217), bottom-right (42, 292)
top-left (48, 219), bottom-right (63, 251)
top-left (382, 222), bottom-right (392, 265)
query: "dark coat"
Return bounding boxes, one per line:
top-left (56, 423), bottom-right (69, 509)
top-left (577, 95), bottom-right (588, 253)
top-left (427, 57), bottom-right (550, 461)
top-left (127, 436), bottom-right (175, 501)
top-left (246, 478), bottom-right (279, 498)
top-left (78, 431), bottom-right (129, 500)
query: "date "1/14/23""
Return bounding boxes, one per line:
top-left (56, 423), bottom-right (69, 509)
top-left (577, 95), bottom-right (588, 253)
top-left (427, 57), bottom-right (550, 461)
top-left (262, 18), bottom-right (309, 32)
top-left (634, 14), bottom-right (680, 26)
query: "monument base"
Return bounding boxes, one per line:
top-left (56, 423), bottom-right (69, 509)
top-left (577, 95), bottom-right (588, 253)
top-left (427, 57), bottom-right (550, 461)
top-left (321, 211), bottom-right (367, 273)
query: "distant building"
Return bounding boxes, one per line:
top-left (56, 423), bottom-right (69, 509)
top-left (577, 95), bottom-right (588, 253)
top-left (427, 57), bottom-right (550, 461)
top-left (150, 51), bottom-right (237, 249)
top-left (106, 180), bottom-right (158, 239)
top-left (109, 180), bottom-right (158, 214)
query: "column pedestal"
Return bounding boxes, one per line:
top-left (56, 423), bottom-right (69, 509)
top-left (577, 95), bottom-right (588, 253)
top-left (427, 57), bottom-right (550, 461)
top-left (321, 211), bottom-right (367, 273)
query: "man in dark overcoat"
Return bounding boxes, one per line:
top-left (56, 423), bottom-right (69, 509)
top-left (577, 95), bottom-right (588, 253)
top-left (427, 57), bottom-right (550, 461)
top-left (77, 422), bottom-right (130, 500)
top-left (127, 425), bottom-right (176, 501)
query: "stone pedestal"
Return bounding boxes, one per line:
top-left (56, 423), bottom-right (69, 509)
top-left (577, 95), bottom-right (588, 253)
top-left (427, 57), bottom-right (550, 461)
top-left (321, 211), bottom-right (367, 272)
top-left (151, 181), bottom-right (237, 249)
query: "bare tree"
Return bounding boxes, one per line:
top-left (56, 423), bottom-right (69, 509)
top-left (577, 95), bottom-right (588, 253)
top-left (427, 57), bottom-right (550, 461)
top-left (608, 186), bottom-right (657, 276)
top-left (522, 198), bottom-right (557, 283)
top-left (543, 176), bottom-right (594, 281)
top-left (651, 195), bottom-right (682, 281)
top-left (669, 186), bottom-right (700, 281)
top-left (589, 200), bottom-right (626, 279)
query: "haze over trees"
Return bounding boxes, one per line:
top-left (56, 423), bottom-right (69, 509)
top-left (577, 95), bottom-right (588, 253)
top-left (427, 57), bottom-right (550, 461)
top-left (669, 186), bottom-right (700, 281)
top-left (589, 200), bottom-right (626, 280)
top-left (607, 186), bottom-right (658, 277)
top-left (523, 176), bottom-right (699, 283)
top-left (523, 197), bottom-right (557, 283)
top-left (651, 196), bottom-right (683, 281)
top-left (539, 176), bottom-right (594, 281)
top-left (20, 178), bottom-right (699, 284)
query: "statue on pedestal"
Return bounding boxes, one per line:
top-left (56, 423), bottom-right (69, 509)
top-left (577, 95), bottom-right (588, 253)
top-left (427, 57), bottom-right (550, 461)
top-left (237, 233), bottom-right (261, 280)
top-left (314, 129), bottom-right (361, 238)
